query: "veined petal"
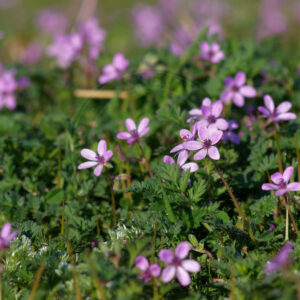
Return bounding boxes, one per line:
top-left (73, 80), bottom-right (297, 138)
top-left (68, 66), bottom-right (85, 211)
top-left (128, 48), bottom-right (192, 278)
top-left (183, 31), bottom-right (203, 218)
top-left (170, 144), bottom-right (184, 153)
top-left (176, 266), bottom-right (191, 286)
top-left (135, 256), bottom-right (149, 271)
top-left (276, 101), bottom-right (292, 114)
top-left (277, 113), bottom-right (297, 121)
top-left (1, 223), bottom-right (11, 239)
top-left (198, 126), bottom-right (209, 141)
top-left (240, 86), bottom-right (256, 97)
top-left (125, 118), bottom-right (136, 132)
top-left (233, 93), bottom-right (245, 107)
top-left (271, 172), bottom-right (284, 184)
top-left (209, 128), bottom-right (223, 144)
top-left (287, 182), bottom-right (300, 191)
top-left (159, 249), bottom-right (174, 264)
top-left (211, 51), bottom-right (224, 63)
top-left (262, 183), bottom-right (279, 190)
top-left (80, 149), bottom-right (97, 161)
top-left (164, 155), bottom-right (175, 165)
top-left (97, 140), bottom-right (107, 156)
top-left (184, 141), bottom-right (202, 151)
top-left (258, 106), bottom-right (271, 116)
top-left (182, 259), bottom-right (201, 273)
top-left (264, 95), bottom-right (275, 113)
top-left (215, 118), bottom-right (228, 130)
top-left (104, 150), bottom-right (113, 162)
top-left (175, 241), bottom-right (190, 259)
top-left (282, 166), bottom-right (294, 182)
top-left (194, 149), bottom-right (207, 161)
top-left (139, 127), bottom-right (150, 137)
top-left (275, 189), bottom-right (287, 196)
top-left (177, 151), bottom-right (188, 166)
top-left (161, 266), bottom-right (176, 283)
top-left (78, 161), bottom-right (98, 170)
top-left (189, 108), bottom-right (202, 116)
top-left (181, 163), bottom-right (198, 173)
top-left (117, 132), bottom-right (131, 140)
top-left (211, 100), bottom-right (223, 118)
top-left (220, 89), bottom-right (233, 102)
top-left (137, 118), bottom-right (150, 134)
top-left (180, 129), bottom-right (193, 140)
top-left (149, 264), bottom-right (161, 277)
top-left (234, 72), bottom-right (246, 86)
top-left (208, 146), bottom-right (220, 160)
top-left (94, 164), bottom-right (104, 176)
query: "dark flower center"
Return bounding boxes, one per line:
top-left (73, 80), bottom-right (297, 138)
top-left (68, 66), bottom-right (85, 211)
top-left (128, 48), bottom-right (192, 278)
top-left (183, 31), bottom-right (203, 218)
top-left (207, 115), bottom-right (216, 124)
top-left (96, 154), bottom-right (105, 164)
top-left (172, 257), bottom-right (182, 267)
top-left (208, 50), bottom-right (214, 59)
top-left (203, 139), bottom-right (212, 149)
top-left (278, 179), bottom-right (286, 189)
top-left (130, 130), bottom-right (139, 139)
top-left (232, 85), bottom-right (239, 93)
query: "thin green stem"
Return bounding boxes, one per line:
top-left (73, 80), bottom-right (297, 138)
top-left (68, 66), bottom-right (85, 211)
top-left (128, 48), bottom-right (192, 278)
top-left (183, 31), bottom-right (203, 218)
top-left (286, 195), bottom-right (299, 236)
top-left (273, 122), bottom-right (283, 173)
top-left (106, 173), bottom-right (117, 227)
top-left (212, 160), bottom-right (258, 247)
top-left (285, 202), bottom-right (289, 241)
top-left (295, 133), bottom-right (300, 182)
top-left (28, 263), bottom-right (45, 300)
top-left (138, 143), bottom-right (153, 178)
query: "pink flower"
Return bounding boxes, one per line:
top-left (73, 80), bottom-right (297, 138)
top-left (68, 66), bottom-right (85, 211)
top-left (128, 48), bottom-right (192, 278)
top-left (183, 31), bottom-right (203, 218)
top-left (78, 140), bottom-right (113, 177)
top-left (258, 95), bottom-right (296, 122)
top-left (185, 126), bottom-right (223, 161)
top-left (170, 127), bottom-right (197, 156)
top-left (0, 222), bottom-right (18, 249)
top-left (220, 72), bottom-right (256, 107)
top-left (36, 10), bottom-right (68, 35)
top-left (117, 118), bottom-right (150, 145)
top-left (0, 69), bottom-right (18, 110)
top-left (200, 42), bottom-right (225, 64)
top-left (195, 98), bottom-right (228, 131)
top-left (187, 97), bottom-right (211, 123)
top-left (98, 53), bottom-right (129, 84)
top-left (262, 166), bottom-right (300, 196)
top-left (163, 151), bottom-right (198, 173)
top-left (135, 256), bottom-right (161, 282)
top-left (159, 241), bottom-right (200, 286)
top-left (222, 120), bottom-right (240, 144)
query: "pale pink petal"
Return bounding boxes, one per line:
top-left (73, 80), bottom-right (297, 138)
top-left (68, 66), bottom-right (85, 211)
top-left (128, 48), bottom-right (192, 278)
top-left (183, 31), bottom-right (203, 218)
top-left (276, 101), bottom-right (292, 114)
top-left (209, 129), bottom-right (223, 144)
top-left (200, 42), bottom-right (210, 53)
top-left (177, 151), bottom-right (188, 166)
top-left (220, 90), bottom-right (233, 102)
top-left (202, 98), bottom-right (211, 106)
top-left (215, 118), bottom-right (228, 130)
top-left (198, 126), bottom-right (209, 141)
top-left (287, 182), bottom-right (300, 191)
top-left (170, 144), bottom-right (184, 153)
top-left (262, 183), bottom-right (279, 190)
top-left (184, 141), bottom-right (202, 151)
top-left (282, 166), bottom-right (294, 182)
top-left (211, 51), bottom-right (224, 63)
top-left (80, 149), bottom-right (97, 161)
top-left (135, 256), bottom-right (149, 271)
top-left (149, 264), bottom-right (161, 277)
top-left (275, 189), bottom-right (287, 196)
top-left (164, 155), bottom-right (175, 165)
top-left (176, 266), bottom-right (191, 286)
top-left (194, 149), bottom-right (207, 160)
top-left (159, 249), bottom-right (174, 264)
top-left (1, 223), bottom-right (11, 239)
top-left (175, 241), bottom-right (190, 259)
top-left (211, 42), bottom-right (220, 52)
top-left (137, 118), bottom-right (150, 134)
top-left (271, 172), bottom-right (284, 184)
top-left (233, 93), bottom-right (245, 107)
top-left (234, 72), bottom-right (246, 86)
top-left (258, 106), bottom-right (271, 116)
top-left (189, 108), bottom-right (202, 116)
top-left (97, 140), bottom-right (106, 156)
top-left (161, 266), bottom-right (176, 283)
top-left (139, 126), bottom-right (150, 137)
top-left (125, 118), bottom-right (136, 132)
top-left (78, 161), bottom-right (98, 170)
top-left (180, 129), bottom-right (193, 140)
top-left (8, 231), bottom-right (18, 241)
top-left (93, 164), bottom-right (104, 176)
top-left (208, 146), bottom-right (220, 160)
top-left (224, 77), bottom-right (234, 88)
top-left (113, 53), bottom-right (129, 71)
top-left (211, 100), bottom-right (223, 118)
top-left (264, 95), bottom-right (275, 113)
top-left (182, 259), bottom-right (201, 272)
top-left (240, 86), bottom-right (256, 97)
top-left (117, 132), bottom-right (131, 140)
top-left (104, 150), bottom-right (113, 161)
top-left (276, 113), bottom-right (297, 121)
top-left (181, 163), bottom-right (198, 173)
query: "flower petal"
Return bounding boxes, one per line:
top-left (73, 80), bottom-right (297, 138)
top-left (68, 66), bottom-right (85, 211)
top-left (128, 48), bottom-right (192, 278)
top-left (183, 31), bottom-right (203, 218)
top-left (104, 150), bottom-right (113, 162)
top-left (177, 151), bottom-right (188, 166)
top-left (149, 264), bottom-right (161, 277)
top-left (276, 101), bottom-right (292, 114)
top-left (182, 259), bottom-right (201, 273)
top-left (262, 183), bottom-right (279, 190)
top-left (234, 72), bottom-right (246, 86)
top-left (125, 118), bottom-right (136, 132)
top-left (287, 182), bottom-right (300, 191)
top-left (137, 118), bottom-right (150, 134)
top-left (184, 141), bottom-right (202, 151)
top-left (78, 161), bottom-right (98, 170)
top-left (275, 189), bottom-right (287, 196)
top-left (208, 146), bottom-right (220, 160)
top-left (211, 100), bottom-right (223, 118)
top-left (139, 126), bottom-right (150, 137)
top-left (170, 144), bottom-right (184, 153)
top-left (215, 118), bottom-right (228, 130)
top-left (175, 241), bottom-right (190, 259)
top-left (194, 149), bottom-right (207, 161)
top-left (264, 95), bottom-right (275, 113)
top-left (1, 223), bottom-right (11, 239)
top-left (135, 256), bottom-right (149, 271)
top-left (93, 164), bottom-right (104, 176)
top-left (220, 90), bottom-right (233, 102)
top-left (233, 93), bottom-right (245, 107)
top-left (181, 163), bottom-right (198, 173)
top-left (161, 266), bottom-right (176, 283)
top-left (80, 149), bottom-right (97, 161)
top-left (276, 113), bottom-right (297, 121)
top-left (271, 172), bottom-right (284, 184)
top-left (117, 132), bottom-right (131, 140)
top-left (189, 108), bottom-right (202, 116)
top-left (258, 106), bottom-right (271, 116)
top-left (159, 249), bottom-right (174, 264)
top-left (176, 266), bottom-right (191, 286)
top-left (164, 155), bottom-right (175, 165)
top-left (282, 166), bottom-right (294, 182)
top-left (240, 86), bottom-right (256, 98)
top-left (180, 129), bottom-right (193, 140)
top-left (97, 140), bottom-right (106, 156)
top-left (209, 129), bottom-right (223, 144)
top-left (200, 42), bottom-right (210, 53)
top-left (198, 126), bottom-right (209, 141)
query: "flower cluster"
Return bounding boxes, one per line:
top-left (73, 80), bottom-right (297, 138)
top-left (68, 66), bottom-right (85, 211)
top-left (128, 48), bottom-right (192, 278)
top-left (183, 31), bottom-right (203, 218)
top-left (200, 42), bottom-right (225, 64)
top-left (135, 241), bottom-right (200, 286)
top-left (0, 66), bottom-right (18, 110)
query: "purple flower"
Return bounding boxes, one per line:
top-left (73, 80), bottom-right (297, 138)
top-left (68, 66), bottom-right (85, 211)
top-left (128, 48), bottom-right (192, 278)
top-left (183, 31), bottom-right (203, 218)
top-left (0, 69), bottom-right (18, 110)
top-left (135, 256), bottom-right (161, 282)
top-left (20, 42), bottom-right (42, 66)
top-left (170, 127), bottom-right (197, 156)
top-left (159, 241), bottom-right (200, 286)
top-left (78, 140), bottom-right (113, 177)
top-left (262, 166), bottom-right (300, 196)
top-left (117, 118), bottom-right (150, 145)
top-left (47, 33), bottom-right (82, 68)
top-left (222, 120), bottom-right (240, 144)
top-left (200, 42), bottom-right (225, 64)
top-left (265, 243), bottom-right (293, 275)
top-left (195, 99), bottom-right (228, 131)
top-left (163, 151), bottom-right (198, 173)
top-left (269, 225), bottom-right (275, 231)
top-left (185, 126), bottom-right (223, 161)
top-left (220, 72), bottom-right (256, 107)
top-left (36, 10), bottom-right (68, 35)
top-left (98, 53), bottom-right (129, 84)
top-left (258, 95), bottom-right (296, 122)
top-left (187, 97), bottom-right (211, 123)
top-left (0, 222), bottom-right (18, 249)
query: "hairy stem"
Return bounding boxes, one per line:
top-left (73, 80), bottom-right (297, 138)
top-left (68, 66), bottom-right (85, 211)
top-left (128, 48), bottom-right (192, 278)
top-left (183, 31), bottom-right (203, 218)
top-left (138, 143), bottom-right (153, 178)
top-left (296, 133), bottom-right (300, 182)
top-left (273, 122), bottom-right (283, 173)
top-left (285, 202), bottom-right (289, 241)
top-left (106, 173), bottom-right (117, 227)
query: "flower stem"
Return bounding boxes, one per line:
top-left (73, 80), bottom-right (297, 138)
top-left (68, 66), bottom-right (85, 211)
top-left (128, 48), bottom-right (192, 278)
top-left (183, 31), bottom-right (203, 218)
top-left (151, 218), bottom-right (157, 264)
top-left (273, 122), bottom-right (283, 173)
top-left (285, 202), bottom-right (289, 241)
top-left (138, 143), bottom-right (153, 178)
top-left (106, 173), bottom-right (117, 227)
top-left (285, 195), bottom-right (299, 236)
top-left (295, 133), bottom-right (300, 182)
top-left (28, 263), bottom-right (45, 300)
top-left (212, 160), bottom-right (258, 247)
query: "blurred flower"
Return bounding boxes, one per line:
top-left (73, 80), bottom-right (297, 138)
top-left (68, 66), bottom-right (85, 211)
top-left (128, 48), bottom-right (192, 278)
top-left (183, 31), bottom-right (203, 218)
top-left (265, 243), bottom-right (293, 275)
top-left (164, 151), bottom-right (198, 173)
top-left (36, 9), bottom-right (68, 35)
top-left (135, 256), bottom-right (161, 282)
top-left (159, 241), bottom-right (200, 286)
top-left (78, 140), bottom-right (113, 177)
top-left (200, 42), bottom-right (225, 63)
top-left (195, 99), bottom-right (228, 131)
top-left (0, 222), bottom-right (18, 249)
top-left (117, 118), bottom-right (149, 145)
top-left (20, 42), bottom-right (42, 66)
top-left (47, 33), bottom-right (82, 68)
top-left (258, 95), bottom-right (296, 122)
top-left (269, 225), bottom-right (276, 231)
top-left (98, 53), bottom-right (129, 84)
top-left (0, 68), bottom-right (18, 110)
top-left (78, 18), bottom-right (106, 60)
top-left (222, 120), bottom-right (240, 144)
top-left (262, 166), bottom-right (300, 196)
top-left (131, 4), bottom-right (165, 47)
top-left (170, 128), bottom-right (197, 157)
top-left (220, 72), bottom-right (256, 107)
top-left (17, 77), bottom-right (30, 89)
top-left (185, 125), bottom-right (223, 160)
